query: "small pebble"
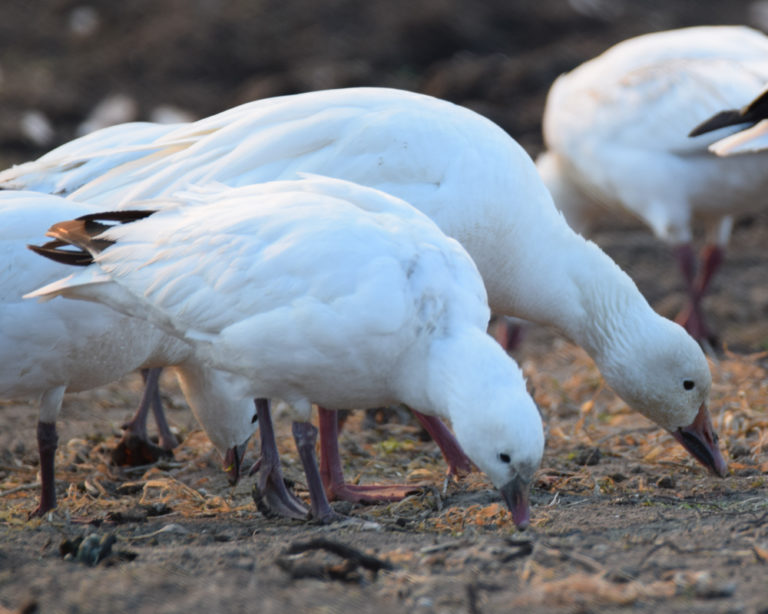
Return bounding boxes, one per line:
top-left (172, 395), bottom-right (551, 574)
top-left (656, 476), bottom-right (675, 489)
top-left (573, 446), bottom-right (601, 466)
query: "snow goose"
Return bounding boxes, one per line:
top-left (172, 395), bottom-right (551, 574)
top-left (536, 25), bottom-right (768, 345)
top-left (1, 190), bottom-right (258, 516)
top-left (690, 87), bottom-right (768, 155)
top-left (8, 87), bottom-right (725, 492)
top-left (27, 176), bottom-right (546, 527)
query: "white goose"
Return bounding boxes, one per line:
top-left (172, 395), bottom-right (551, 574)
top-left (1, 190), bottom-right (259, 516)
top-left (690, 87), bottom-right (768, 155)
top-left (5, 87), bottom-right (725, 498)
top-left (536, 25), bottom-right (768, 345)
top-left (28, 177), bottom-right (546, 527)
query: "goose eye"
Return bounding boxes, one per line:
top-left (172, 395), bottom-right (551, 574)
top-left (498, 453), bottom-right (511, 464)
top-left (251, 413), bottom-right (258, 424)
top-left (683, 380), bottom-right (695, 391)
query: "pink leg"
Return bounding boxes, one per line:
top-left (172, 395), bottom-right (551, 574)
top-left (672, 244), bottom-right (721, 344)
top-left (250, 399), bottom-right (308, 519)
top-left (291, 421), bottom-right (342, 523)
top-left (317, 407), bottom-right (422, 503)
top-left (695, 244), bottom-right (723, 298)
top-left (30, 420), bottom-right (58, 517)
top-left (111, 368), bottom-right (173, 466)
top-left (146, 368), bottom-right (179, 450)
top-left (490, 315), bottom-right (524, 352)
top-left (412, 411), bottom-right (473, 476)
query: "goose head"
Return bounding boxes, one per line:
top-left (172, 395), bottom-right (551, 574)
top-left (455, 407), bottom-right (544, 529)
top-left (428, 332), bottom-right (545, 529)
top-left (595, 316), bottom-right (726, 477)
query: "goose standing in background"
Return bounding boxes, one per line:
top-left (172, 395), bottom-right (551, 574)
top-left (1, 190), bottom-right (260, 516)
top-left (4, 87), bottom-right (725, 517)
top-left (28, 177), bottom-right (546, 527)
top-left (536, 25), bottom-right (768, 346)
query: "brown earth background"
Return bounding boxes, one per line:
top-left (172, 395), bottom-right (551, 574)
top-left (1, 2), bottom-right (768, 613)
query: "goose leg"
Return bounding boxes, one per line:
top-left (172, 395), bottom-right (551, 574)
top-left (249, 398), bottom-right (308, 519)
top-left (30, 420), bottom-right (58, 517)
top-left (489, 314), bottom-right (525, 352)
top-left (29, 387), bottom-right (66, 517)
top-left (147, 368), bottom-right (179, 450)
top-left (317, 407), bottom-right (422, 502)
top-left (291, 421), bottom-right (342, 523)
top-left (673, 244), bottom-right (720, 346)
top-left (412, 411), bottom-right (473, 476)
top-left (112, 368), bottom-right (173, 466)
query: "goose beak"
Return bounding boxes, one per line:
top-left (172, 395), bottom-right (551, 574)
top-left (671, 404), bottom-right (728, 477)
top-left (223, 442), bottom-right (248, 485)
top-left (499, 475), bottom-right (531, 530)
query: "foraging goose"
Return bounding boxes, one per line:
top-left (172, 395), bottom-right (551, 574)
top-left (690, 87), bottom-right (768, 155)
top-left (536, 25), bottom-right (768, 345)
top-left (28, 176), bottom-right (546, 527)
top-left (7, 87), bottom-right (725, 500)
top-left (1, 190), bottom-right (258, 516)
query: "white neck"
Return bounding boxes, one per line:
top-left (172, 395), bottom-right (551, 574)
top-left (397, 327), bottom-right (541, 453)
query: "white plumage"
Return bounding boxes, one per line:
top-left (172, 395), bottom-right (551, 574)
top-left (29, 176), bottom-right (545, 524)
top-left (536, 26), bottom-right (768, 344)
top-left (711, 119), bottom-right (768, 155)
top-left (4, 86), bottom-right (724, 476)
top-left (0, 190), bottom-right (257, 515)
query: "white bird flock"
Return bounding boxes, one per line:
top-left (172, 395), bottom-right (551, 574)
top-left (4, 77), bottom-right (731, 524)
top-left (537, 25), bottom-right (768, 346)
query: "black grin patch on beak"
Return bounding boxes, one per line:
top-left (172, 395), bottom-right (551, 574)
top-left (677, 428), bottom-right (716, 470)
top-left (223, 445), bottom-right (244, 485)
top-left (671, 404), bottom-right (727, 477)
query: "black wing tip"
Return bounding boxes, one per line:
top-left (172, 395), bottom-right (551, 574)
top-left (28, 209), bottom-right (157, 266)
top-left (689, 89), bottom-right (768, 138)
top-left (27, 240), bottom-right (94, 266)
top-left (75, 209), bottom-right (157, 223)
top-left (743, 88), bottom-right (768, 117)
top-left (688, 109), bottom-right (746, 138)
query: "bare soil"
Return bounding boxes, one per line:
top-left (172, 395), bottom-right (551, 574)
top-left (1, 2), bottom-right (767, 613)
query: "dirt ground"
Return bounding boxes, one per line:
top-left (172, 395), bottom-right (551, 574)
top-left (1, 1), bottom-right (768, 613)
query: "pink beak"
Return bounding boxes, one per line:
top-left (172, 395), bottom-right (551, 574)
top-left (671, 404), bottom-right (728, 477)
top-left (500, 475), bottom-right (531, 530)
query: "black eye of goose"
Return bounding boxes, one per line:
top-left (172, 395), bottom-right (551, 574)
top-left (498, 453), bottom-right (511, 464)
top-left (683, 379), bottom-right (695, 391)
top-left (251, 413), bottom-right (258, 424)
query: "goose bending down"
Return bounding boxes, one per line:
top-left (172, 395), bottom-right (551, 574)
top-left (690, 87), bottom-right (768, 155)
top-left (28, 177), bottom-right (546, 527)
top-left (536, 25), bottom-right (768, 345)
top-left (5, 87), bottom-right (725, 509)
top-left (1, 191), bottom-right (259, 516)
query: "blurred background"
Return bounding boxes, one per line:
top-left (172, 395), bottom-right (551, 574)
top-left (0, 0), bottom-right (762, 165)
top-left (1, 0), bottom-right (766, 349)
